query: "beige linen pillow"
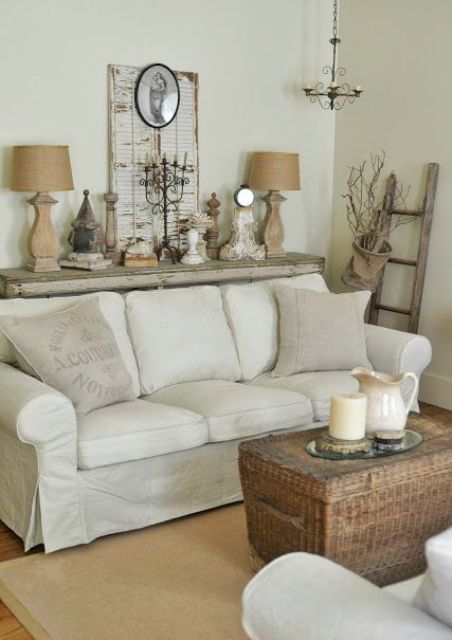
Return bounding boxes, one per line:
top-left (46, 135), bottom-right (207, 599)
top-left (0, 297), bottom-right (137, 415)
top-left (273, 287), bottom-right (371, 377)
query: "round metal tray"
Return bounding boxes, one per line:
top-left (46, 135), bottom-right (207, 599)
top-left (306, 429), bottom-right (423, 461)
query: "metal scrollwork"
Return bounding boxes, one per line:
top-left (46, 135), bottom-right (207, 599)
top-left (141, 157), bottom-right (191, 263)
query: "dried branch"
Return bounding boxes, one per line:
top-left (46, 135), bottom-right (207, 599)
top-left (341, 152), bottom-right (412, 253)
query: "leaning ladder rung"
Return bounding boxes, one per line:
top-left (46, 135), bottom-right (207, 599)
top-left (387, 257), bottom-right (417, 266)
top-left (369, 163), bottom-right (439, 333)
top-left (390, 209), bottom-right (421, 216)
top-left (375, 304), bottom-right (411, 315)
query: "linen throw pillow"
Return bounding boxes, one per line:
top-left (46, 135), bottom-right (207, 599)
top-left (272, 287), bottom-right (372, 377)
top-left (414, 527), bottom-right (452, 629)
top-left (0, 297), bottom-right (137, 415)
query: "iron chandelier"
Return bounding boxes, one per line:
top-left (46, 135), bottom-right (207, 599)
top-left (304, 0), bottom-right (363, 110)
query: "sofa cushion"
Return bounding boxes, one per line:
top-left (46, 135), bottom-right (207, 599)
top-left (273, 288), bottom-right (372, 377)
top-left (252, 370), bottom-right (359, 421)
top-left (384, 576), bottom-right (425, 604)
top-left (125, 287), bottom-right (241, 394)
top-left (145, 379), bottom-right (313, 442)
top-left (77, 399), bottom-right (207, 469)
top-left (221, 274), bottom-right (329, 381)
top-left (0, 297), bottom-right (138, 416)
top-left (0, 291), bottom-right (140, 396)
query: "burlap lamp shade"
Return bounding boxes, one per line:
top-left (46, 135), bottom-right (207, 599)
top-left (248, 152), bottom-right (301, 258)
top-left (248, 152), bottom-right (301, 192)
top-left (11, 145), bottom-right (73, 192)
top-left (11, 145), bottom-right (74, 273)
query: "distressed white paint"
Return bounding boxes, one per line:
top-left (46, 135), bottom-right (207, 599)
top-left (220, 207), bottom-right (265, 261)
top-left (109, 65), bottom-right (199, 250)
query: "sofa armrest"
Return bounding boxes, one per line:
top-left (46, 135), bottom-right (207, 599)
top-left (242, 553), bottom-right (452, 640)
top-left (364, 324), bottom-right (432, 411)
top-left (0, 362), bottom-right (85, 552)
top-left (0, 362), bottom-right (77, 448)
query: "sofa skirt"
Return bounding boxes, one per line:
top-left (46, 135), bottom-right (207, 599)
top-left (1, 422), bottom-right (319, 552)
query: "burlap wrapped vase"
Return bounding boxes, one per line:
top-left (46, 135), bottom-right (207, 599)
top-left (342, 238), bottom-right (392, 292)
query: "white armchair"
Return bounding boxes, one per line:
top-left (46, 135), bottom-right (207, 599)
top-left (242, 553), bottom-right (452, 640)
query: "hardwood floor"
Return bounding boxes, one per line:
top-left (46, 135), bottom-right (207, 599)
top-left (0, 402), bottom-right (448, 639)
top-left (0, 522), bottom-right (33, 640)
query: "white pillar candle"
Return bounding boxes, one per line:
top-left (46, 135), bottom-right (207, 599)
top-left (329, 393), bottom-right (367, 441)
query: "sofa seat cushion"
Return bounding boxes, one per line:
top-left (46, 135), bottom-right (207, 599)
top-left (145, 380), bottom-right (313, 442)
top-left (77, 400), bottom-right (207, 469)
top-left (252, 371), bottom-right (359, 422)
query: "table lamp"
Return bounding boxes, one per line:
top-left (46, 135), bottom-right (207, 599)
top-left (248, 152), bottom-right (300, 258)
top-left (11, 145), bottom-right (74, 272)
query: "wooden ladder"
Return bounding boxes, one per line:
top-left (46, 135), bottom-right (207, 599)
top-left (368, 162), bottom-right (439, 333)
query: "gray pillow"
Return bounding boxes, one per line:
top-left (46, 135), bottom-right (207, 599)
top-left (273, 287), bottom-right (372, 377)
top-left (0, 297), bottom-right (137, 415)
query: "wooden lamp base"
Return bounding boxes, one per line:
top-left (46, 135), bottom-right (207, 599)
top-left (262, 190), bottom-right (287, 258)
top-left (27, 192), bottom-right (61, 273)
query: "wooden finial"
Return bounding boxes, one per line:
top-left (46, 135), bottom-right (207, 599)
top-left (205, 192), bottom-right (221, 259)
top-left (104, 191), bottom-right (121, 265)
top-left (208, 192), bottom-right (220, 210)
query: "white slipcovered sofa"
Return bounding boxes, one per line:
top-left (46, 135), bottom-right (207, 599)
top-left (0, 274), bottom-right (432, 552)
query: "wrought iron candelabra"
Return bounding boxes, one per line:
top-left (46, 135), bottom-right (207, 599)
top-left (140, 155), bottom-right (190, 263)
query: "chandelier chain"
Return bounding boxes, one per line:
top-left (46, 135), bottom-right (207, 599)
top-left (332, 0), bottom-right (338, 39)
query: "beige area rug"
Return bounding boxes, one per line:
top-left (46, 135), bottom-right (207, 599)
top-left (0, 505), bottom-right (253, 640)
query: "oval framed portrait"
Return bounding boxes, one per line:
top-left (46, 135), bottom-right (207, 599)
top-left (135, 63), bottom-right (180, 129)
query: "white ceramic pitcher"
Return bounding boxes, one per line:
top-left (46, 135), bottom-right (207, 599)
top-left (351, 367), bottom-right (419, 435)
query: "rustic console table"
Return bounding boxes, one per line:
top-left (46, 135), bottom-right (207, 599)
top-left (0, 252), bottom-right (325, 298)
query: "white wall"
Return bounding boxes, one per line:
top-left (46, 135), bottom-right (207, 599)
top-left (0, 0), bottom-right (335, 268)
top-left (331, 0), bottom-right (452, 407)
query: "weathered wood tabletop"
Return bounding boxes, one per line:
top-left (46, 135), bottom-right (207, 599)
top-left (0, 252), bottom-right (325, 298)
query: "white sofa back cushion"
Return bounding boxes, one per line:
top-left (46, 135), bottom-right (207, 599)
top-left (222, 273), bottom-right (329, 381)
top-left (0, 292), bottom-right (141, 397)
top-left (125, 286), bottom-right (241, 394)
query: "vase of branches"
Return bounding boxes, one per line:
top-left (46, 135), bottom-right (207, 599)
top-left (342, 152), bottom-right (411, 292)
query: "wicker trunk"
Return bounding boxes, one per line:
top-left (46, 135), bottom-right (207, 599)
top-left (238, 414), bottom-right (452, 586)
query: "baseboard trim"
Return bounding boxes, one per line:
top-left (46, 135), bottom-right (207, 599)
top-left (420, 373), bottom-right (452, 410)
